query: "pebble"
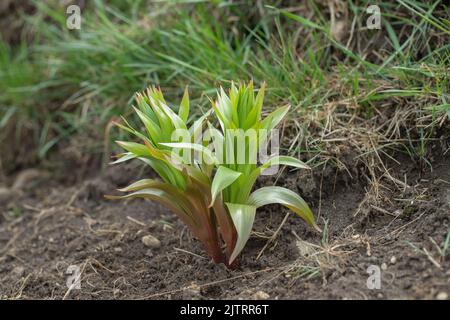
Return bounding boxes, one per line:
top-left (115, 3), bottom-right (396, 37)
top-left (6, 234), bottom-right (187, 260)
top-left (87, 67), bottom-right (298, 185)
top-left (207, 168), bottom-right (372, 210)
top-left (253, 291), bottom-right (270, 300)
top-left (436, 292), bottom-right (448, 300)
top-left (390, 256), bottom-right (397, 264)
top-left (12, 266), bottom-right (25, 278)
top-left (183, 283), bottom-right (201, 299)
top-left (142, 234), bottom-right (161, 248)
top-left (381, 263), bottom-right (388, 270)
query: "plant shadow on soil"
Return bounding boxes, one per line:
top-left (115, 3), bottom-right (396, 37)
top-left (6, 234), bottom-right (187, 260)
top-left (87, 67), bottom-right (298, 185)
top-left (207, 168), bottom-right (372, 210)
top-left (0, 152), bottom-right (449, 299)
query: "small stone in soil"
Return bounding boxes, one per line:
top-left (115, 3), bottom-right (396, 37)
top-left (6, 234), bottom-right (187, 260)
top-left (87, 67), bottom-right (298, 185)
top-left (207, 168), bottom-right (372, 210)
top-left (390, 256), bottom-right (397, 264)
top-left (253, 291), bottom-right (270, 300)
top-left (436, 292), bottom-right (448, 300)
top-left (142, 234), bottom-right (161, 248)
top-left (12, 266), bottom-right (25, 278)
top-left (183, 283), bottom-right (201, 299)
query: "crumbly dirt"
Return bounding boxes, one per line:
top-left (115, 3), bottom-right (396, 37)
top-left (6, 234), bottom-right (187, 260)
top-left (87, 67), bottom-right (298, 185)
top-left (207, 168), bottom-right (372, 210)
top-left (0, 153), bottom-right (449, 300)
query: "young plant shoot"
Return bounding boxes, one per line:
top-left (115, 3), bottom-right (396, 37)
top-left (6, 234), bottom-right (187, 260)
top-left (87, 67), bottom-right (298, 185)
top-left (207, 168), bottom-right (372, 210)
top-left (108, 82), bottom-right (319, 267)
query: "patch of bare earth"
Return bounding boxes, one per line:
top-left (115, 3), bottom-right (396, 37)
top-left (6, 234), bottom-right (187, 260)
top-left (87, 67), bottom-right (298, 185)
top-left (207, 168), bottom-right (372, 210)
top-left (0, 149), bottom-right (448, 299)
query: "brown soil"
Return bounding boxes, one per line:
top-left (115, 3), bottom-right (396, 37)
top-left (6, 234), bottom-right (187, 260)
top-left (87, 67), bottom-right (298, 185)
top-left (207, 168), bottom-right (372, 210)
top-left (0, 154), bottom-right (449, 300)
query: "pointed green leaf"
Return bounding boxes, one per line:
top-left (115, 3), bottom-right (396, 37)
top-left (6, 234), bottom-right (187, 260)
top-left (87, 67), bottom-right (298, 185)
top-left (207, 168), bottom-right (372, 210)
top-left (117, 179), bottom-right (160, 192)
top-left (179, 87), bottom-right (190, 122)
top-left (210, 166), bottom-right (241, 207)
top-left (133, 106), bottom-right (161, 143)
top-left (189, 109), bottom-right (212, 141)
top-left (248, 186), bottom-right (320, 231)
top-left (138, 157), bottom-right (185, 189)
top-left (159, 142), bottom-right (217, 165)
top-left (147, 95), bottom-right (173, 137)
top-left (243, 82), bottom-right (265, 129)
top-left (219, 86), bottom-right (234, 125)
top-left (115, 117), bottom-right (148, 142)
top-left (226, 203), bottom-right (256, 264)
top-left (136, 93), bottom-right (158, 124)
top-left (236, 156), bottom-right (310, 203)
top-left (260, 105), bottom-right (290, 130)
top-left (110, 152), bottom-right (136, 164)
top-left (116, 141), bottom-right (152, 157)
top-left (211, 97), bottom-right (236, 131)
top-left (260, 155), bottom-right (310, 171)
top-left (158, 101), bottom-right (187, 131)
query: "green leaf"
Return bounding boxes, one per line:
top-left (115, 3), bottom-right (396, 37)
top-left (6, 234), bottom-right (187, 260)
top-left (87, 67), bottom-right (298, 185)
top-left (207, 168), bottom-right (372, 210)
top-left (179, 87), bottom-right (190, 122)
top-left (133, 106), bottom-right (161, 143)
top-left (248, 186), bottom-right (320, 231)
top-left (138, 157), bottom-right (186, 190)
top-left (147, 95), bottom-right (173, 137)
top-left (237, 156), bottom-right (310, 203)
top-left (116, 141), bottom-right (152, 157)
top-left (158, 100), bottom-right (187, 131)
top-left (260, 155), bottom-right (310, 171)
top-left (110, 152), bottom-right (136, 164)
top-left (218, 86), bottom-right (235, 125)
top-left (260, 105), bottom-right (290, 130)
top-left (211, 96), bottom-right (236, 131)
top-left (243, 82), bottom-right (265, 129)
top-left (136, 93), bottom-right (158, 125)
top-left (226, 203), bottom-right (256, 264)
top-left (160, 142), bottom-right (217, 165)
top-left (106, 188), bottom-right (196, 228)
top-left (210, 166), bottom-right (241, 207)
top-left (117, 179), bottom-right (159, 192)
top-left (115, 117), bottom-right (148, 142)
top-left (189, 109), bottom-right (212, 140)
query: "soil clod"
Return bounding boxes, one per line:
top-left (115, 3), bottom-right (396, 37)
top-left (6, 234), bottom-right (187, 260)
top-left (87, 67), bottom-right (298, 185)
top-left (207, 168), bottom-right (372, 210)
top-left (142, 234), bottom-right (161, 249)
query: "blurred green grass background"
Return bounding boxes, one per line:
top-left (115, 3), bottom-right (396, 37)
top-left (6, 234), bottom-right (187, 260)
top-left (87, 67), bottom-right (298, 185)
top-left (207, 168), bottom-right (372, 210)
top-left (0, 0), bottom-right (448, 173)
